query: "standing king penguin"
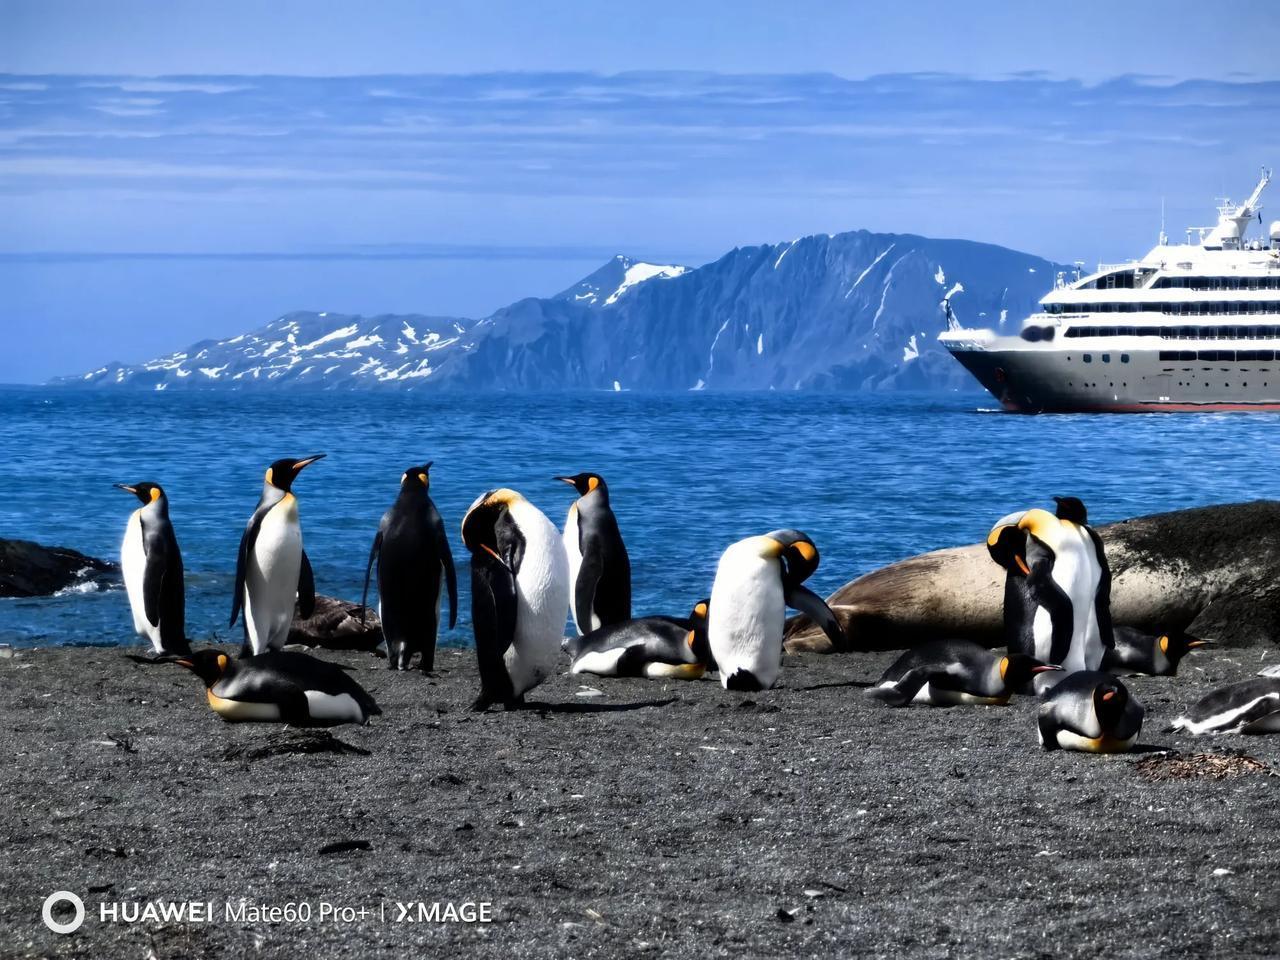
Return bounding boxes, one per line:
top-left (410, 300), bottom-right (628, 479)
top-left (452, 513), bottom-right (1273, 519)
top-left (230, 455), bottom-right (325, 656)
top-left (115, 482), bottom-right (189, 656)
top-left (1001, 507), bottom-right (1111, 678)
top-left (1053, 495), bottom-right (1115, 659)
top-left (461, 489), bottom-right (569, 711)
top-left (556, 472), bottom-right (631, 635)
top-left (708, 529), bottom-right (844, 691)
top-left (987, 512), bottom-right (1072, 676)
top-left (361, 463), bottom-right (458, 672)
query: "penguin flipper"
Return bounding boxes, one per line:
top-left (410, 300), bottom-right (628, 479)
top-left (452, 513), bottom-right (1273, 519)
top-left (1085, 525), bottom-right (1115, 651)
top-left (140, 528), bottom-right (167, 628)
top-left (1037, 714), bottom-right (1061, 751)
top-left (297, 551), bottom-right (316, 620)
top-left (432, 508), bottom-right (458, 630)
top-left (1027, 558), bottom-right (1074, 665)
top-left (574, 548), bottom-right (604, 632)
top-left (470, 551), bottom-right (518, 712)
top-left (866, 667), bottom-right (935, 706)
top-left (784, 583), bottom-right (846, 650)
top-left (360, 528), bottom-right (383, 623)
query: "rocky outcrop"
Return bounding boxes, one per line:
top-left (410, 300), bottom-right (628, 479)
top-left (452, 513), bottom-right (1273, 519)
top-left (0, 539), bottom-right (118, 597)
top-left (289, 595), bottom-right (384, 651)
top-left (785, 501), bottom-right (1280, 652)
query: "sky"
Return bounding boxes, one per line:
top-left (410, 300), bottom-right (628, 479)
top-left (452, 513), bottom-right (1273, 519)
top-left (2, 1), bottom-right (1279, 383)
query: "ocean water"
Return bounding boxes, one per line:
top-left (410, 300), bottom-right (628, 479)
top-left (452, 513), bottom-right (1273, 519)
top-left (1, 387), bottom-right (1276, 648)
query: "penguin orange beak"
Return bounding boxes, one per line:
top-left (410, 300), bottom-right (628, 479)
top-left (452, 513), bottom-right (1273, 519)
top-left (553, 476), bottom-right (576, 485)
top-left (1101, 690), bottom-right (1117, 701)
top-left (113, 483), bottom-right (137, 494)
top-left (294, 454), bottom-right (326, 471)
top-left (1015, 555), bottom-right (1031, 576)
top-left (1032, 664), bottom-right (1064, 674)
top-left (175, 658), bottom-right (193, 669)
top-left (1185, 639), bottom-right (1213, 649)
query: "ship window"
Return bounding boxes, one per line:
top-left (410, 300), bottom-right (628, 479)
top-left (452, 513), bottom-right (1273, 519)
top-left (1159, 351), bottom-right (1179, 361)
top-left (1083, 354), bottom-right (1093, 363)
top-left (1102, 354), bottom-right (1111, 363)
top-left (1259, 350), bottom-right (1276, 361)
top-left (1121, 354), bottom-right (1130, 363)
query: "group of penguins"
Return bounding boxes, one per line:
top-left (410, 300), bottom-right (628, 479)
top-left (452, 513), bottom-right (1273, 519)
top-left (115, 457), bottom-right (1280, 748)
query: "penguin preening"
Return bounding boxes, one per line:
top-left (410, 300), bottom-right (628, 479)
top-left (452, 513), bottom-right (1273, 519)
top-left (230, 455), bottom-right (325, 657)
top-left (1053, 495), bottom-right (1115, 657)
top-left (708, 529), bottom-right (844, 691)
top-left (461, 488), bottom-right (569, 711)
top-left (556, 472), bottom-right (631, 635)
top-left (115, 482), bottom-right (189, 656)
top-left (1171, 676), bottom-right (1280, 736)
top-left (866, 639), bottom-right (1061, 707)
top-left (994, 506), bottom-right (1110, 681)
top-left (566, 599), bottom-right (711, 680)
top-left (1037, 671), bottom-right (1145, 753)
top-left (361, 463), bottom-right (458, 672)
top-left (1103, 626), bottom-right (1211, 677)
top-left (176, 649), bottom-right (380, 726)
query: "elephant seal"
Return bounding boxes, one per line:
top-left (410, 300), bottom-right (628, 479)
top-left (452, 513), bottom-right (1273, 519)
top-left (784, 500), bottom-right (1280, 654)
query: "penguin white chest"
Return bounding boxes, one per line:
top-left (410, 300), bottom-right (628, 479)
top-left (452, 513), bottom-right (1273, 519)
top-left (505, 501), bottom-right (570, 696)
top-left (563, 503), bottom-right (585, 633)
top-left (120, 509), bottom-right (158, 645)
top-left (246, 497), bottom-right (302, 650)
top-left (709, 548), bottom-right (785, 689)
top-left (1048, 537), bottom-right (1095, 672)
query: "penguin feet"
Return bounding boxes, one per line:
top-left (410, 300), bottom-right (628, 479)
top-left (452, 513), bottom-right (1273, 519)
top-left (863, 685), bottom-right (910, 707)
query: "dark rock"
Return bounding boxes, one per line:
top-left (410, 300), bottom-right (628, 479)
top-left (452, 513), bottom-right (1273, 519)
top-left (289, 595), bottom-right (383, 651)
top-left (0, 538), bottom-right (118, 598)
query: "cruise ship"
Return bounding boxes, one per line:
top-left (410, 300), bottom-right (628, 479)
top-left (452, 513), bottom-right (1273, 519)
top-left (940, 169), bottom-right (1280, 412)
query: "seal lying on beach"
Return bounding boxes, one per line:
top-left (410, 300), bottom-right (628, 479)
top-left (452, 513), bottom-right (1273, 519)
top-left (785, 501), bottom-right (1280, 653)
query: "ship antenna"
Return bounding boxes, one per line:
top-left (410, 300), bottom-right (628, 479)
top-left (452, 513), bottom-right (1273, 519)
top-left (1159, 196), bottom-right (1167, 246)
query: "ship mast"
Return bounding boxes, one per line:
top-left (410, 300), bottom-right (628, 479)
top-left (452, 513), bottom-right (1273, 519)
top-left (1201, 167), bottom-right (1271, 249)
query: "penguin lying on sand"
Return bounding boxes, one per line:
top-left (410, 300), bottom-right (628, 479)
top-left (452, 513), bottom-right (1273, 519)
top-left (1037, 671), bottom-right (1144, 753)
top-left (566, 599), bottom-right (711, 679)
top-left (1103, 626), bottom-right (1210, 677)
top-left (1171, 676), bottom-right (1280, 735)
top-left (176, 649), bottom-right (381, 726)
top-left (708, 529), bottom-right (844, 691)
top-left (866, 639), bottom-right (1061, 707)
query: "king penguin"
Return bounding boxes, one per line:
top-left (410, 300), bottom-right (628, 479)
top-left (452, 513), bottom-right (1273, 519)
top-left (1037, 670), bottom-right (1145, 753)
top-left (986, 512), bottom-right (1072, 676)
top-left (1171, 676), bottom-right (1280, 735)
top-left (1053, 495), bottom-right (1115, 660)
top-left (556, 472), bottom-right (631, 635)
top-left (115, 481), bottom-right (189, 656)
top-left (565, 599), bottom-right (711, 680)
top-left (461, 488), bottom-right (569, 711)
top-left (866, 639), bottom-right (1061, 707)
top-left (176, 649), bottom-right (380, 726)
top-left (361, 463), bottom-right (458, 672)
top-left (230, 455), bottom-right (325, 656)
top-left (1103, 626), bottom-right (1210, 677)
top-left (1010, 508), bottom-right (1109, 678)
top-left (708, 529), bottom-right (844, 691)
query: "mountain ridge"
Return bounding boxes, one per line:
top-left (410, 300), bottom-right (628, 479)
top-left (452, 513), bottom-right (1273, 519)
top-left (51, 229), bottom-right (1063, 392)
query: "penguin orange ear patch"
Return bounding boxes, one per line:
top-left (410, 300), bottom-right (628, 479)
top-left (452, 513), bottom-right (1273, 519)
top-left (998, 656), bottom-right (1009, 681)
top-left (418, 473), bottom-right (428, 485)
top-left (265, 467), bottom-right (274, 486)
top-left (587, 476), bottom-right (599, 492)
top-left (1159, 636), bottom-right (1170, 654)
top-left (216, 654), bottom-right (229, 671)
top-left (687, 630), bottom-right (696, 650)
top-left (150, 487), bottom-right (162, 502)
top-left (694, 602), bottom-right (708, 618)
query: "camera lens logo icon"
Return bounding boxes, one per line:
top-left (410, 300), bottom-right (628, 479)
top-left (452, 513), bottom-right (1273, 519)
top-left (42, 891), bottom-right (85, 934)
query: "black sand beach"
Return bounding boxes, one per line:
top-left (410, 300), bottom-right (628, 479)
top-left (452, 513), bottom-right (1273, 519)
top-left (3, 643), bottom-right (1278, 958)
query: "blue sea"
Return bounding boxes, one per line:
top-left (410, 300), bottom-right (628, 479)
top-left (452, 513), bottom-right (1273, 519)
top-left (1, 386), bottom-right (1276, 648)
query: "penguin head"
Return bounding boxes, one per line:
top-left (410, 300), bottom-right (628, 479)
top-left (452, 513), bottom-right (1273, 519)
top-left (401, 463), bottom-right (434, 490)
top-left (1159, 631), bottom-right (1212, 671)
top-left (461, 488), bottom-right (524, 558)
top-left (174, 649), bottom-right (230, 687)
top-left (1052, 496), bottom-right (1089, 525)
top-left (1092, 676), bottom-right (1130, 728)
top-left (265, 454), bottom-right (326, 492)
top-left (687, 599), bottom-right (713, 667)
top-left (554, 473), bottom-right (606, 497)
top-left (1016, 508), bottom-right (1067, 553)
top-left (999, 654), bottom-right (1063, 689)
top-left (986, 523), bottom-right (1030, 575)
top-left (114, 482), bottom-right (165, 505)
top-left (763, 529), bottom-right (821, 585)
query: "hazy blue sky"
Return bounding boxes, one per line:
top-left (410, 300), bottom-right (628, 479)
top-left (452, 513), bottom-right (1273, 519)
top-left (2, 1), bottom-right (1279, 382)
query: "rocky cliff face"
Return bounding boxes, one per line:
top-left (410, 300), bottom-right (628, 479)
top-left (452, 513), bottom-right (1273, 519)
top-left (53, 232), bottom-right (1061, 391)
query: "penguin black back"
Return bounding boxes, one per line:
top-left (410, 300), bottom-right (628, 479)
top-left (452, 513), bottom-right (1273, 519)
top-left (361, 463), bottom-right (458, 672)
top-left (557, 472), bottom-right (631, 634)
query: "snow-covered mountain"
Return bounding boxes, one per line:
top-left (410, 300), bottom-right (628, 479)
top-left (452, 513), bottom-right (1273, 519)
top-left (52, 230), bottom-right (1062, 392)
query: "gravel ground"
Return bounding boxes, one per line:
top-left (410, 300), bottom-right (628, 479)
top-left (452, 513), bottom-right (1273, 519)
top-left (2, 642), bottom-right (1278, 959)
